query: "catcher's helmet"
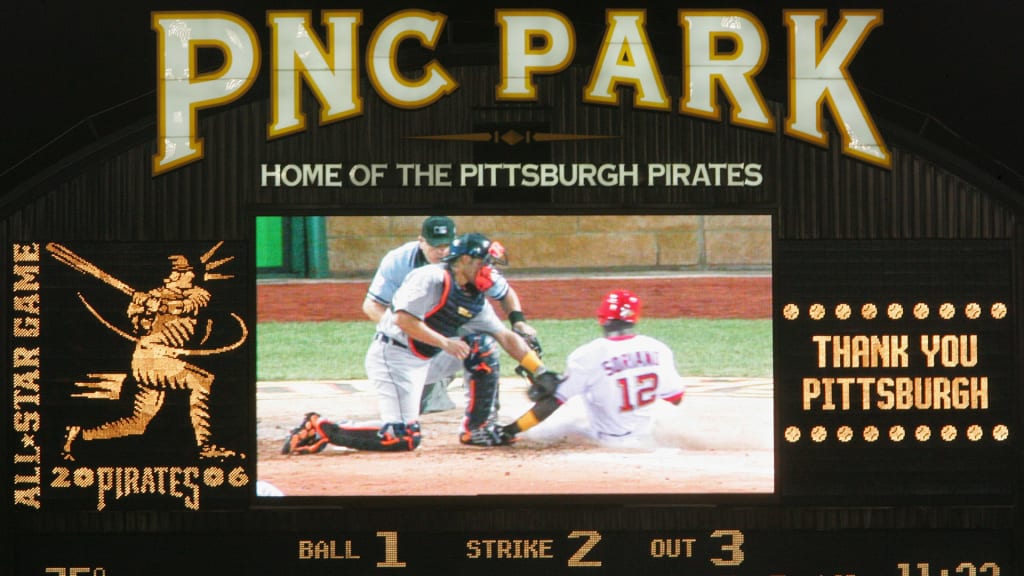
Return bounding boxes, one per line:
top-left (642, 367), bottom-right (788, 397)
top-left (597, 290), bottom-right (642, 325)
top-left (443, 232), bottom-right (508, 265)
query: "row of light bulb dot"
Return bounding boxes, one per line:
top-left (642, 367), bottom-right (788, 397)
top-left (784, 423), bottom-right (1009, 443)
top-left (782, 302), bottom-right (1008, 321)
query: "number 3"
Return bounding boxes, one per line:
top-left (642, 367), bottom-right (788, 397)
top-left (710, 529), bottom-right (745, 566)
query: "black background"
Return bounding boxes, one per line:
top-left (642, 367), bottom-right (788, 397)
top-left (2, 1), bottom-right (1022, 194)
top-left (4, 2), bottom-right (1021, 571)
top-left (775, 239), bottom-right (1017, 501)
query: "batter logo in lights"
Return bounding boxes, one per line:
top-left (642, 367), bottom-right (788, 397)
top-left (10, 242), bottom-right (250, 511)
top-left (47, 242), bottom-right (247, 461)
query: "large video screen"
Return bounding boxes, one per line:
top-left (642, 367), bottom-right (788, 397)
top-left (254, 214), bottom-right (773, 499)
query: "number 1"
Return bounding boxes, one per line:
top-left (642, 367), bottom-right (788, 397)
top-left (376, 531), bottom-right (406, 568)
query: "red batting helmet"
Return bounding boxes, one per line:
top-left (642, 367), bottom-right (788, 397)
top-left (597, 290), bottom-right (642, 325)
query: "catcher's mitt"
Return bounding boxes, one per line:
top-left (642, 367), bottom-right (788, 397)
top-left (526, 370), bottom-right (564, 402)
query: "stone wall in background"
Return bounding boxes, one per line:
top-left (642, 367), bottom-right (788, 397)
top-left (325, 215), bottom-right (771, 277)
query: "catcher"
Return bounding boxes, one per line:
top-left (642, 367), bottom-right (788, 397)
top-left (362, 216), bottom-right (539, 413)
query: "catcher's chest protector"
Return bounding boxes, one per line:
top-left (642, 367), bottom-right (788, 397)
top-left (411, 270), bottom-right (486, 358)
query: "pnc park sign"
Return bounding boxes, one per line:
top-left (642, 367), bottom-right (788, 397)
top-left (152, 8), bottom-right (891, 175)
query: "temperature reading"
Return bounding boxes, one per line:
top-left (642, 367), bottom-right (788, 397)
top-left (897, 562), bottom-right (1001, 576)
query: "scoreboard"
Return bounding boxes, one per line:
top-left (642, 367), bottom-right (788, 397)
top-left (9, 231), bottom-right (1017, 574)
top-left (11, 526), bottom-right (1014, 575)
top-left (4, 3), bottom-right (1022, 575)
top-left (776, 240), bottom-right (1016, 499)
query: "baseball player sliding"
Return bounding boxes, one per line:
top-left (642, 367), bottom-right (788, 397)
top-left (499, 290), bottom-right (686, 445)
top-left (283, 232), bottom-right (560, 453)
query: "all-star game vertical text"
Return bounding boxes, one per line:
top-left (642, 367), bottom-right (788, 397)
top-left (10, 242), bottom-right (252, 511)
top-left (11, 243), bottom-right (42, 508)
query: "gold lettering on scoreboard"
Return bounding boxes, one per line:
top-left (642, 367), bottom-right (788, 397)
top-left (152, 8), bottom-right (891, 176)
top-left (8, 242), bottom-right (251, 510)
top-left (298, 539), bottom-right (362, 560)
top-left (11, 243), bottom-right (42, 509)
top-left (465, 538), bottom-right (555, 559)
top-left (781, 301), bottom-right (1011, 445)
top-left (30, 531), bottom-right (1009, 573)
top-left (48, 465), bottom-right (249, 510)
top-left (805, 330), bottom-right (987, 411)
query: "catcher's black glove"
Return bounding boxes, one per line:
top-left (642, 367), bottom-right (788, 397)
top-left (527, 370), bottom-right (564, 402)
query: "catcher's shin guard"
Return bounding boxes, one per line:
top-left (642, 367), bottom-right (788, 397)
top-left (320, 421), bottom-right (422, 452)
top-left (461, 334), bottom-right (501, 432)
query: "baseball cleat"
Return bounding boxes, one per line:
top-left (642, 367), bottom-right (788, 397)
top-left (459, 423), bottom-right (516, 446)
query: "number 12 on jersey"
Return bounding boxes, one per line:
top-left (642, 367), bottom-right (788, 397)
top-left (616, 373), bottom-right (659, 411)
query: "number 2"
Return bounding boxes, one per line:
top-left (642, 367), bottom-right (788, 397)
top-left (567, 530), bottom-right (602, 567)
top-left (616, 373), bottom-right (659, 411)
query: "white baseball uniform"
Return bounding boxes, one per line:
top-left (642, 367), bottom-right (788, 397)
top-left (554, 333), bottom-right (685, 441)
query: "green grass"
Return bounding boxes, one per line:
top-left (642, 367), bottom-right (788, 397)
top-left (257, 318), bottom-right (772, 381)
